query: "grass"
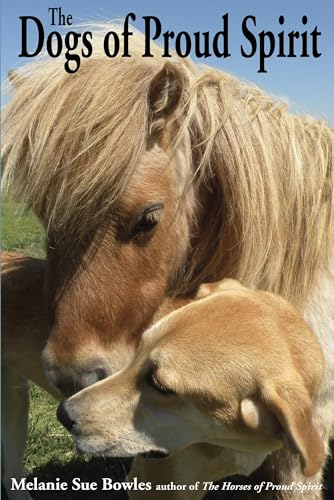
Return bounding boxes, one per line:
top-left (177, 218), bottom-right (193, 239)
top-left (1, 202), bottom-right (45, 258)
top-left (24, 385), bottom-right (75, 472)
top-left (2, 201), bottom-right (333, 499)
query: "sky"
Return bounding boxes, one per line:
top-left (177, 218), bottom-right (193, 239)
top-left (1, 0), bottom-right (333, 123)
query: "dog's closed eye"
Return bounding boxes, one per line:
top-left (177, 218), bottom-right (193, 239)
top-left (147, 369), bottom-right (176, 396)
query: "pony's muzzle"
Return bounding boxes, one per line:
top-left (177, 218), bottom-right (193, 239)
top-left (56, 367), bottom-right (108, 396)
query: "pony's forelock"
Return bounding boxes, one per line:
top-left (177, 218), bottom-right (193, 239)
top-left (1, 23), bottom-right (167, 234)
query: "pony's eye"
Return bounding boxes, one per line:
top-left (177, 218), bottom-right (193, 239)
top-left (147, 370), bottom-right (175, 396)
top-left (132, 204), bottom-right (163, 236)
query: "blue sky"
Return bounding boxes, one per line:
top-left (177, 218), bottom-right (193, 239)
top-left (1, 0), bottom-right (333, 123)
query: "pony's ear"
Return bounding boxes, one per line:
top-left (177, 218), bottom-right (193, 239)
top-left (148, 62), bottom-right (184, 142)
top-left (253, 387), bottom-right (324, 477)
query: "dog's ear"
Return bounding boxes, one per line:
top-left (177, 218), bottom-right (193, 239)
top-left (240, 397), bottom-right (280, 437)
top-left (196, 279), bottom-right (244, 299)
top-left (240, 388), bottom-right (324, 476)
top-left (263, 387), bottom-right (324, 476)
top-left (148, 62), bottom-right (184, 144)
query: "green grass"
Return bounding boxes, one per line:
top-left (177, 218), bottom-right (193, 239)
top-left (1, 202), bottom-right (45, 258)
top-left (25, 385), bottom-right (75, 472)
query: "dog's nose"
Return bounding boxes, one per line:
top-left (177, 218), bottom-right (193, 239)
top-left (57, 401), bottom-right (76, 432)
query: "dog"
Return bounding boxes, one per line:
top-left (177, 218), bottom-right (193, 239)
top-left (58, 280), bottom-right (325, 498)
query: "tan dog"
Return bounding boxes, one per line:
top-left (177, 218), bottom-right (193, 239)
top-left (59, 281), bottom-right (325, 497)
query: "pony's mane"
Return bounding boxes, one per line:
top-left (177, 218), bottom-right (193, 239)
top-left (2, 23), bottom-right (333, 305)
top-left (2, 24), bottom-right (165, 232)
top-left (177, 68), bottom-right (334, 304)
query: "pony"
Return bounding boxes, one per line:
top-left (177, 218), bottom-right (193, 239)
top-left (2, 24), bottom-right (334, 497)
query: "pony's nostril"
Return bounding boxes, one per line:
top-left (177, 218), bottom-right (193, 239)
top-left (43, 358), bottom-right (109, 395)
top-left (57, 401), bottom-right (76, 432)
top-left (42, 361), bottom-right (78, 397)
top-left (80, 368), bottom-right (107, 388)
top-left (55, 379), bottom-right (78, 397)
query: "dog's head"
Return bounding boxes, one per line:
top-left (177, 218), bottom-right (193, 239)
top-left (58, 281), bottom-right (324, 477)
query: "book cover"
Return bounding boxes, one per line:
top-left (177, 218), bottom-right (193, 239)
top-left (1, 1), bottom-right (333, 499)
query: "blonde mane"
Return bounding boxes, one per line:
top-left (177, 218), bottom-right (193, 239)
top-left (2, 23), bottom-right (333, 305)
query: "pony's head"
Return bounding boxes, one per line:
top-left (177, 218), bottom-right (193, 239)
top-left (3, 25), bottom-right (333, 395)
top-left (42, 147), bottom-right (195, 394)
top-left (3, 50), bottom-right (199, 395)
